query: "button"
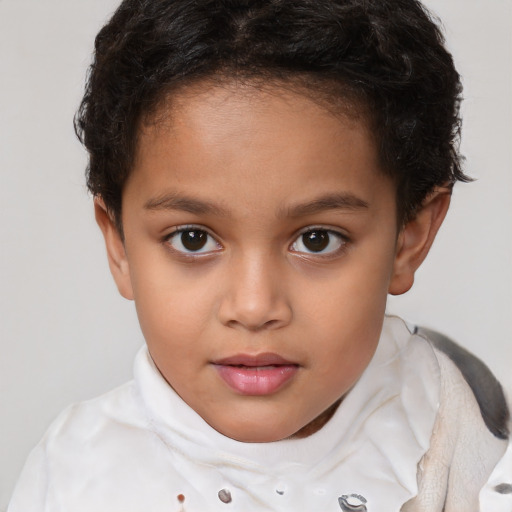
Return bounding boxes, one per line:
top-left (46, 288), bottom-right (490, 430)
top-left (338, 493), bottom-right (367, 511)
top-left (275, 482), bottom-right (288, 495)
top-left (218, 488), bottom-right (232, 503)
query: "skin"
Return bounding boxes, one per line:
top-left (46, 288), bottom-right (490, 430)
top-left (96, 82), bottom-right (450, 443)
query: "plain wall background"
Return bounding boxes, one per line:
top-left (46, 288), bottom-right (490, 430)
top-left (0, 0), bottom-right (510, 508)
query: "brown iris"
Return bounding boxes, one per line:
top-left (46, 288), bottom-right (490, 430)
top-left (302, 230), bottom-right (329, 252)
top-left (181, 230), bottom-right (208, 251)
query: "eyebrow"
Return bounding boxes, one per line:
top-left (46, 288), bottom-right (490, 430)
top-left (144, 193), bottom-right (229, 216)
top-left (143, 191), bottom-right (369, 217)
top-left (282, 193), bottom-right (369, 217)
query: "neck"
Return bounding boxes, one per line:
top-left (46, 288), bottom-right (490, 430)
top-left (290, 398), bottom-right (342, 439)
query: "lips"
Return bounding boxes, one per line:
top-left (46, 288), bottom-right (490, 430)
top-left (212, 353), bottom-right (299, 395)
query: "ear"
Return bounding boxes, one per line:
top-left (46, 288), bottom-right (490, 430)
top-left (389, 187), bottom-right (451, 296)
top-left (94, 198), bottom-right (134, 300)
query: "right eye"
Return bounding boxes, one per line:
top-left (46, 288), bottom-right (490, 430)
top-left (165, 227), bottom-right (221, 255)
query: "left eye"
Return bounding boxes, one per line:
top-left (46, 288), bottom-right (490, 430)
top-left (166, 228), bottom-right (221, 254)
top-left (290, 229), bottom-right (346, 255)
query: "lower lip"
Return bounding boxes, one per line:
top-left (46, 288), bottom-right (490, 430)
top-left (214, 364), bottom-right (298, 395)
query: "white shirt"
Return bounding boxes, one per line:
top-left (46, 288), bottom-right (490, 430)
top-left (8, 316), bottom-right (507, 511)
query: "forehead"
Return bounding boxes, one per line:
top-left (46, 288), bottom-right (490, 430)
top-left (149, 76), bottom-right (369, 127)
top-left (137, 78), bottom-right (372, 170)
top-left (126, 81), bottom-right (393, 220)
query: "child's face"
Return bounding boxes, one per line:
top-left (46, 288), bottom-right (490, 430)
top-left (101, 83), bottom-right (408, 442)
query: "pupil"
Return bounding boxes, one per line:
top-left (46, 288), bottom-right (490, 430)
top-left (181, 230), bottom-right (207, 251)
top-left (303, 230), bottom-right (329, 252)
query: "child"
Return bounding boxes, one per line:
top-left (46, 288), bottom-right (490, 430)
top-left (8, 0), bottom-right (511, 510)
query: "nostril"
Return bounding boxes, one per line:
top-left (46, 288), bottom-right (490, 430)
top-left (216, 267), bottom-right (293, 330)
top-left (225, 317), bottom-right (288, 332)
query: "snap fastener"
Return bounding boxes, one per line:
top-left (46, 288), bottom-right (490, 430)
top-left (495, 483), bottom-right (512, 494)
top-left (338, 493), bottom-right (367, 511)
top-left (218, 488), bottom-right (232, 503)
top-left (275, 482), bottom-right (287, 495)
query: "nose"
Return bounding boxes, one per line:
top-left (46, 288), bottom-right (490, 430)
top-left (217, 253), bottom-right (292, 331)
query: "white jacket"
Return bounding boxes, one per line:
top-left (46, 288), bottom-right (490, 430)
top-left (8, 317), bottom-right (510, 511)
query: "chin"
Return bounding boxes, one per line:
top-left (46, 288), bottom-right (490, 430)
top-left (232, 432), bottom-right (292, 443)
top-left (214, 418), bottom-right (298, 443)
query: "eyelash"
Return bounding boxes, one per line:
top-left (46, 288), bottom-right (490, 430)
top-left (163, 225), bottom-right (349, 259)
top-left (163, 225), bottom-right (222, 257)
top-left (289, 227), bottom-right (349, 259)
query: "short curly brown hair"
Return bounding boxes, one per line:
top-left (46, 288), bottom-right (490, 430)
top-left (75, 0), bottom-right (468, 232)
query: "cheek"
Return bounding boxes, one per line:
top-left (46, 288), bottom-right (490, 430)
top-left (298, 243), bottom-right (394, 371)
top-left (134, 285), bottom-right (214, 385)
top-left (129, 257), bottom-right (217, 348)
top-left (304, 251), bottom-right (392, 324)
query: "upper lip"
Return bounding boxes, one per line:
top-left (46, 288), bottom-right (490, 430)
top-left (212, 353), bottom-right (297, 367)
